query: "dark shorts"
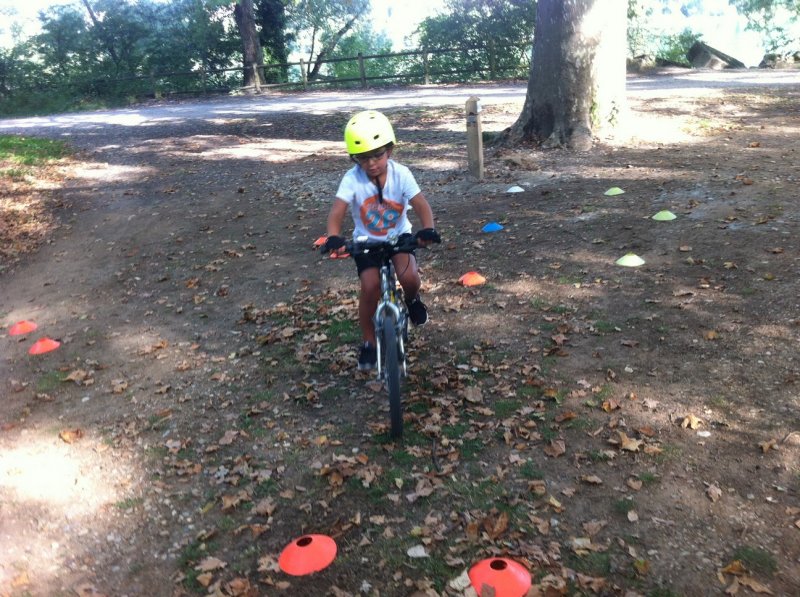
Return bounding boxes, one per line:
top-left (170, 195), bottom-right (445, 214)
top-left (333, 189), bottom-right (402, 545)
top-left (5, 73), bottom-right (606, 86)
top-left (354, 234), bottom-right (416, 276)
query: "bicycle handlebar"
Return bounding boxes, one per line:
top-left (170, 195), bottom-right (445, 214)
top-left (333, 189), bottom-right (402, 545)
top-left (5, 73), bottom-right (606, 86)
top-left (344, 236), bottom-right (420, 256)
top-left (321, 234), bottom-right (439, 257)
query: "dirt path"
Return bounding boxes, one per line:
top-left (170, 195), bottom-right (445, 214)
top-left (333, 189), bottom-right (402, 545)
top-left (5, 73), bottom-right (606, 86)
top-left (2, 71), bottom-right (800, 596)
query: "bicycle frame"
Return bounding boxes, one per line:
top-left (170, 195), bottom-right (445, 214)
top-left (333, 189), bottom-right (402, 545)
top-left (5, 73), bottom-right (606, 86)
top-left (374, 259), bottom-right (407, 381)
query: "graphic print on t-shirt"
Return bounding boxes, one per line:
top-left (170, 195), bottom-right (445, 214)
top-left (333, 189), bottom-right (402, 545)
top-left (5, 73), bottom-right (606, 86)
top-left (359, 194), bottom-right (404, 237)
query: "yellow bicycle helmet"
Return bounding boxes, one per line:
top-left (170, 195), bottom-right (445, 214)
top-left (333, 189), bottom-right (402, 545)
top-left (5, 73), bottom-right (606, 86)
top-left (344, 110), bottom-right (396, 155)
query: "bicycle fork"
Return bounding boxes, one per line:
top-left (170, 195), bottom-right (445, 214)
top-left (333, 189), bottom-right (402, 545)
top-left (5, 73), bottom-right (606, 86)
top-left (374, 300), bottom-right (404, 380)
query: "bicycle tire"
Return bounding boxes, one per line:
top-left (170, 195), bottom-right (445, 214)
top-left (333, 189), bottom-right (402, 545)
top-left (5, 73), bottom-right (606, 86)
top-left (382, 313), bottom-right (403, 438)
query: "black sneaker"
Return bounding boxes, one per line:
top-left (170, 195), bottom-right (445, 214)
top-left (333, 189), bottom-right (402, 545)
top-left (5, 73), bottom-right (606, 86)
top-left (406, 296), bottom-right (428, 326)
top-left (358, 342), bottom-right (377, 371)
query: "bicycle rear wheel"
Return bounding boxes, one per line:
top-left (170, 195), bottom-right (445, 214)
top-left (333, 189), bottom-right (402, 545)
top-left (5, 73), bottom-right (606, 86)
top-left (382, 313), bottom-right (402, 438)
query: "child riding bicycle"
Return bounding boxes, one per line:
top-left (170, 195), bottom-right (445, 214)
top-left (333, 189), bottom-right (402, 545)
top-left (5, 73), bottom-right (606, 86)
top-left (323, 110), bottom-right (440, 371)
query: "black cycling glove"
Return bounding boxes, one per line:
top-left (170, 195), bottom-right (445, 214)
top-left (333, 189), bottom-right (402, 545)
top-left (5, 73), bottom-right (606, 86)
top-left (322, 235), bottom-right (346, 253)
top-left (415, 228), bottom-right (441, 243)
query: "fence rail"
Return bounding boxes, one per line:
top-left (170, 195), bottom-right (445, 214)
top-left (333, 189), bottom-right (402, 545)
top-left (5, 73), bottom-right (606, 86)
top-left (3, 42), bottom-right (531, 101)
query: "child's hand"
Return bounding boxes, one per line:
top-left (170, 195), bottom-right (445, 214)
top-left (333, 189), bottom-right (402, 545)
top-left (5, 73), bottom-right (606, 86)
top-left (321, 235), bottom-right (346, 254)
top-left (415, 228), bottom-right (441, 247)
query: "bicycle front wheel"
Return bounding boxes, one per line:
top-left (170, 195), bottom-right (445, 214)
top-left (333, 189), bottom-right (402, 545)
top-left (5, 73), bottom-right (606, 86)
top-left (382, 313), bottom-right (403, 438)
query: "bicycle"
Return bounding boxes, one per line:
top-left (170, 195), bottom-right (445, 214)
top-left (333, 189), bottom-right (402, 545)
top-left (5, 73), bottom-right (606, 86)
top-left (325, 233), bottom-right (425, 438)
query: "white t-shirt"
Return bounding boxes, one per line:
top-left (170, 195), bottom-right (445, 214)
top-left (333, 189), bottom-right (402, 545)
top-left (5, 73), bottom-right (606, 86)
top-left (335, 160), bottom-right (421, 241)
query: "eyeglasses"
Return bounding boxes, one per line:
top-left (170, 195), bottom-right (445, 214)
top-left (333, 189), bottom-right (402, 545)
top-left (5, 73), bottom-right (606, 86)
top-left (354, 149), bottom-right (388, 164)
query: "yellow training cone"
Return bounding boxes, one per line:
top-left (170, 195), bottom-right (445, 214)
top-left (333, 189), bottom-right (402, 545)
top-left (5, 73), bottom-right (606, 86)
top-left (616, 253), bottom-right (645, 267)
top-left (604, 187), bottom-right (625, 196)
top-left (652, 210), bottom-right (676, 221)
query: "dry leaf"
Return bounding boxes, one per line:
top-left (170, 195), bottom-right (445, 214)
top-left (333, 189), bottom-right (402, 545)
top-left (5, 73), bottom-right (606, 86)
top-left (582, 520), bottom-right (606, 537)
top-left (725, 577), bottom-right (741, 595)
top-left (738, 576), bottom-right (773, 594)
top-left (59, 428), bottom-right (84, 444)
top-left (478, 511), bottom-right (509, 541)
top-left (602, 399), bottom-right (620, 412)
top-left (555, 411), bottom-right (577, 423)
top-left (64, 369), bottom-right (90, 384)
top-left (581, 475), bottom-right (603, 485)
top-left (111, 379), bottom-right (128, 394)
top-left (707, 484), bottom-right (723, 502)
top-left (543, 439), bottom-right (566, 457)
top-left (219, 430), bottom-right (238, 445)
top-left (463, 386), bottom-right (483, 404)
top-left (627, 510), bottom-right (639, 522)
top-left (196, 573), bottom-right (214, 587)
top-left (195, 556), bottom-right (227, 572)
top-left (720, 560), bottom-right (748, 577)
top-left (759, 439), bottom-right (778, 453)
top-left (681, 414), bottom-right (704, 429)
top-left (627, 478), bottom-right (643, 491)
top-left (618, 431), bottom-right (643, 452)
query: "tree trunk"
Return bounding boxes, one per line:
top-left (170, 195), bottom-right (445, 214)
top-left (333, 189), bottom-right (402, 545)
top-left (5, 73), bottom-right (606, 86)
top-left (234, 0), bottom-right (265, 88)
top-left (509, 0), bottom-right (627, 150)
top-left (80, 0), bottom-right (121, 68)
top-left (306, 15), bottom-right (358, 81)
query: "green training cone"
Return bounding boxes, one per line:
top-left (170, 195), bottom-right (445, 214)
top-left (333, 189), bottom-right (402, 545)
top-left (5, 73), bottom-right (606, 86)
top-left (616, 253), bottom-right (645, 267)
top-left (604, 187), bottom-right (625, 196)
top-left (652, 210), bottom-right (677, 221)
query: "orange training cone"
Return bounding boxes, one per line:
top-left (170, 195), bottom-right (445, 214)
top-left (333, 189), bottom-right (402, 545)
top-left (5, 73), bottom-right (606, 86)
top-left (469, 558), bottom-right (532, 597)
top-left (9, 320), bottom-right (38, 336)
top-left (278, 534), bottom-right (337, 576)
top-left (459, 271), bottom-right (486, 287)
top-left (313, 236), bottom-right (327, 247)
top-left (28, 337), bottom-right (61, 355)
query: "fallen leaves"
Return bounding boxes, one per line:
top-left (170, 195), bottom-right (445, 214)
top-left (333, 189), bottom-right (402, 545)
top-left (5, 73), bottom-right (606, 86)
top-left (681, 414), bottom-right (704, 430)
top-left (59, 428), bottom-right (84, 443)
top-left (719, 560), bottom-right (774, 595)
top-left (706, 483), bottom-right (723, 503)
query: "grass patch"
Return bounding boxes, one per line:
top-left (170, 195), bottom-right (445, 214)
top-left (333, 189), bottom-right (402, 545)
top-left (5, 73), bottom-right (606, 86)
top-left (0, 135), bottom-right (69, 168)
top-left (324, 318), bottom-right (360, 345)
top-left (459, 437), bottom-right (485, 460)
top-left (614, 497), bottom-right (636, 515)
top-left (178, 538), bottom-right (217, 593)
top-left (519, 461), bottom-right (544, 480)
top-left (593, 319), bottom-right (619, 334)
top-left (731, 546), bottom-right (777, 576)
top-left (115, 497), bottom-right (144, 510)
top-left (564, 416), bottom-right (595, 432)
top-left (442, 423), bottom-right (470, 439)
top-left (569, 551), bottom-right (611, 576)
top-left (589, 449), bottom-right (614, 463)
top-left (493, 399), bottom-right (521, 418)
top-left (517, 385), bottom-right (543, 400)
top-left (36, 370), bottom-right (65, 392)
top-left (638, 471), bottom-right (660, 486)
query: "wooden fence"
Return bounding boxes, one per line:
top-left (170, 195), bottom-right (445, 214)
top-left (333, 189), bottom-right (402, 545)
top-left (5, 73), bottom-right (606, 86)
top-left (7, 43), bottom-right (531, 99)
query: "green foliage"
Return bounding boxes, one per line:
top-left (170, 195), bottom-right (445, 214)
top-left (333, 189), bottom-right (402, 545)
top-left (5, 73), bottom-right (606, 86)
top-left (415, 0), bottom-right (535, 82)
top-left (627, 1), bottom-right (704, 63)
top-left (256, 0), bottom-right (291, 82)
top-left (326, 26), bottom-right (398, 83)
top-left (658, 28), bottom-right (703, 66)
top-left (0, 0), bottom-right (240, 115)
top-left (728, 0), bottom-right (800, 52)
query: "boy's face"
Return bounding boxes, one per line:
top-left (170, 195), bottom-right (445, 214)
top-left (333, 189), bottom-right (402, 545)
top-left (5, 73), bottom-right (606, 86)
top-left (353, 146), bottom-right (392, 178)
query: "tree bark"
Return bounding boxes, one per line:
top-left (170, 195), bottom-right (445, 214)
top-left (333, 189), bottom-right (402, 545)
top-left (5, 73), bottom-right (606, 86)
top-left (306, 14), bottom-right (358, 81)
top-left (233, 0), bottom-right (265, 88)
top-left (80, 0), bottom-right (120, 68)
top-left (509, 0), bottom-right (627, 150)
